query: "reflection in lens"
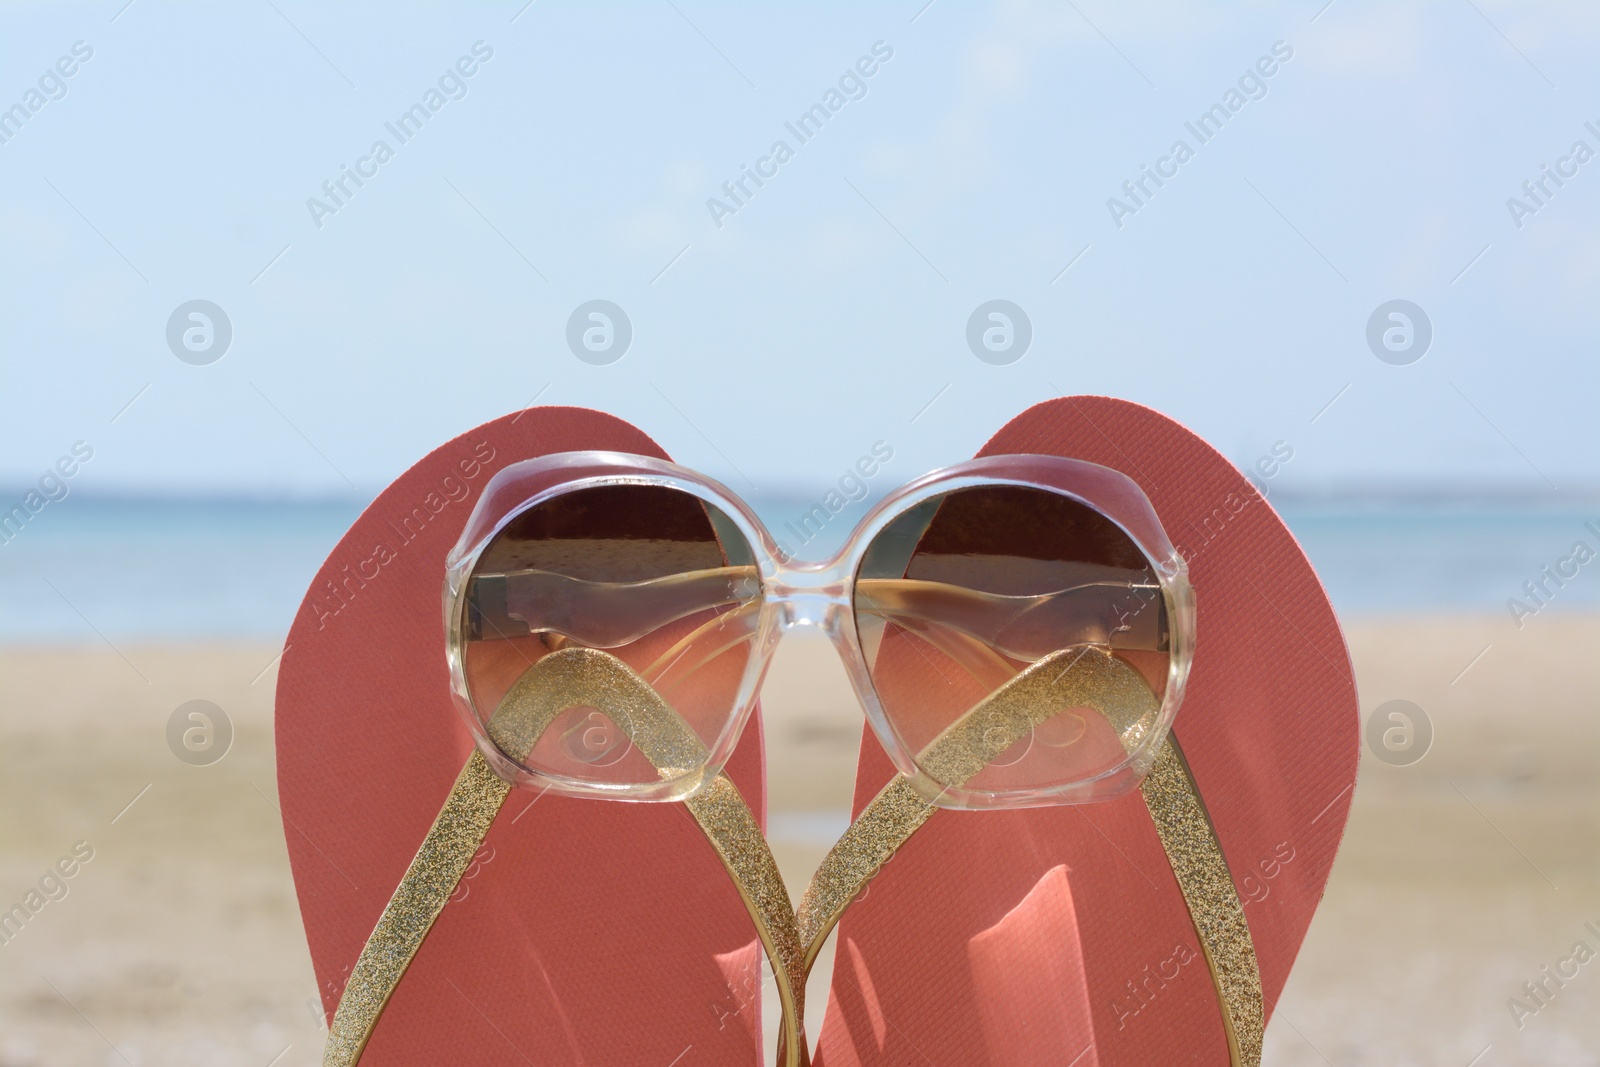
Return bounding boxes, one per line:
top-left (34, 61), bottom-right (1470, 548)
top-left (854, 485), bottom-right (1169, 800)
top-left (461, 485), bottom-right (760, 789)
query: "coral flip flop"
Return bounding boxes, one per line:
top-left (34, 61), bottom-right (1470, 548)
top-left (278, 396), bottom-right (1355, 1066)
top-left (275, 407), bottom-right (803, 1066)
top-left (804, 396), bottom-right (1360, 1066)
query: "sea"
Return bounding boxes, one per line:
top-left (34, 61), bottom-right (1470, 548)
top-left (1, 495), bottom-right (1596, 642)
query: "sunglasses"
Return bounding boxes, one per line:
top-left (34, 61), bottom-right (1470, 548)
top-left (326, 449), bottom-right (1265, 1067)
top-left (445, 450), bottom-right (1194, 811)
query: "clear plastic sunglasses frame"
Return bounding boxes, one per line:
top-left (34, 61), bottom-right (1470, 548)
top-left (444, 450), bottom-right (1195, 810)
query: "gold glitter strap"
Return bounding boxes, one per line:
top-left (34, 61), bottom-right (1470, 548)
top-left (796, 647), bottom-right (1263, 1067)
top-left (1140, 735), bottom-right (1263, 1065)
top-left (321, 750), bottom-right (510, 1066)
top-left (322, 648), bottom-right (806, 1067)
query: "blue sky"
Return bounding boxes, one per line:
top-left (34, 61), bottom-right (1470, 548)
top-left (2, 0), bottom-right (1596, 500)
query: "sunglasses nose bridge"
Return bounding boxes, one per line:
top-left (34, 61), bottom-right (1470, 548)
top-left (764, 572), bottom-right (851, 634)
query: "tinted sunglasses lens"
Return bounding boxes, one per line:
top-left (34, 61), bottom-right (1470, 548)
top-left (461, 484), bottom-right (760, 790)
top-left (854, 484), bottom-right (1169, 801)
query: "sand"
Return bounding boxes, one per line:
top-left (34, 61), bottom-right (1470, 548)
top-left (1, 616), bottom-right (1597, 1066)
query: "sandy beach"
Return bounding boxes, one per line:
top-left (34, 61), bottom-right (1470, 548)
top-left (1, 615), bottom-right (1596, 1066)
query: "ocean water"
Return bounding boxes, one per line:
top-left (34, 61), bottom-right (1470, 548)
top-left (0, 495), bottom-right (1595, 642)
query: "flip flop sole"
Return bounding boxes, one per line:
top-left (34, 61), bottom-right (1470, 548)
top-left (276, 407), bottom-right (771, 1065)
top-left (813, 396), bottom-right (1359, 1066)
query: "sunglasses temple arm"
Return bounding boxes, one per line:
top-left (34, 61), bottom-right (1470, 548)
top-left (468, 565), bottom-right (760, 648)
top-left (857, 578), bottom-right (1168, 659)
